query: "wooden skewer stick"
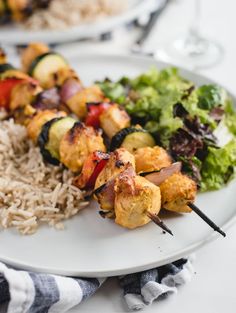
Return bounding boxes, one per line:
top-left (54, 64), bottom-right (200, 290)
top-left (146, 211), bottom-right (173, 236)
top-left (188, 203), bottom-right (226, 237)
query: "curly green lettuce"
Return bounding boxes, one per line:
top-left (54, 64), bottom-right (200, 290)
top-left (201, 140), bottom-right (236, 191)
top-left (98, 79), bottom-right (126, 104)
top-left (224, 98), bottom-right (236, 135)
top-left (197, 84), bottom-right (227, 110)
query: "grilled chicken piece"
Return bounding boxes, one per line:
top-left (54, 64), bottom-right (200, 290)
top-left (9, 80), bottom-right (42, 126)
top-left (95, 164), bottom-right (135, 214)
top-left (8, 0), bottom-right (32, 21)
top-left (9, 80), bottom-right (41, 112)
top-left (59, 122), bottom-right (106, 173)
top-left (114, 171), bottom-right (161, 229)
top-left (134, 146), bottom-right (172, 173)
top-left (160, 173), bottom-right (197, 213)
top-left (99, 104), bottom-right (131, 139)
top-left (94, 148), bottom-right (135, 189)
top-left (135, 146), bottom-right (196, 213)
top-left (54, 68), bottom-right (82, 87)
top-left (21, 42), bottom-right (50, 72)
top-left (27, 109), bottom-right (67, 142)
top-left (66, 85), bottom-right (104, 119)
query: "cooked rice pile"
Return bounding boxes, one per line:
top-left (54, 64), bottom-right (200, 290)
top-left (0, 119), bottom-right (88, 235)
top-left (24, 0), bottom-right (127, 30)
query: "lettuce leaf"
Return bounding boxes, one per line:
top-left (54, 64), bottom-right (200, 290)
top-left (201, 140), bottom-right (236, 191)
top-left (130, 67), bottom-right (191, 93)
top-left (182, 90), bottom-right (216, 128)
top-left (98, 80), bottom-right (126, 104)
top-left (197, 84), bottom-right (227, 110)
top-left (125, 68), bottom-right (192, 145)
top-left (224, 98), bottom-right (236, 135)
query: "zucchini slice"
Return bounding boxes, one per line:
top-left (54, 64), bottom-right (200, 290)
top-left (38, 116), bottom-right (76, 165)
top-left (110, 127), bottom-right (155, 153)
top-left (28, 52), bottom-right (69, 88)
top-left (0, 63), bottom-right (14, 74)
top-left (0, 68), bottom-right (33, 81)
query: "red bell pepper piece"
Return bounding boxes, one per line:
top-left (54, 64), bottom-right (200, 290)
top-left (85, 102), bottom-right (110, 128)
top-left (73, 151), bottom-right (110, 190)
top-left (86, 158), bottom-right (109, 189)
top-left (0, 78), bottom-right (23, 109)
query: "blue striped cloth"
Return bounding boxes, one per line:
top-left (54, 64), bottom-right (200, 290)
top-left (0, 257), bottom-right (194, 312)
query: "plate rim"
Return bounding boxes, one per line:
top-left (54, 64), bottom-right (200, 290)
top-left (0, 0), bottom-right (166, 44)
top-left (0, 213), bottom-right (235, 277)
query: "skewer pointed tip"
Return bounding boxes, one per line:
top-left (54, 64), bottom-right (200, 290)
top-left (215, 227), bottom-right (226, 238)
top-left (147, 211), bottom-right (173, 236)
top-left (188, 203), bottom-right (226, 238)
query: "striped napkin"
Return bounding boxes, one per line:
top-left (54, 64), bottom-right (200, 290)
top-left (0, 257), bottom-right (194, 312)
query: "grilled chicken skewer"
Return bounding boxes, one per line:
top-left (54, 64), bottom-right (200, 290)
top-left (76, 148), bottom-right (173, 235)
top-left (0, 45), bottom-right (131, 175)
top-left (91, 146), bottom-right (225, 236)
top-left (134, 146), bottom-right (226, 237)
top-left (0, 49), bottom-right (107, 170)
top-left (1, 44), bottom-right (131, 134)
top-left (75, 142), bottom-right (224, 236)
top-left (95, 165), bottom-right (173, 235)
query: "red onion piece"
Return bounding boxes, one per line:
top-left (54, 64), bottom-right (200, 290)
top-left (94, 165), bottom-right (135, 210)
top-left (144, 162), bottom-right (182, 186)
top-left (60, 79), bottom-right (83, 103)
top-left (32, 88), bottom-right (60, 110)
top-left (95, 178), bottom-right (116, 211)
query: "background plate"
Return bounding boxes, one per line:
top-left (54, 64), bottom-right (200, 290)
top-left (0, 54), bottom-right (235, 277)
top-left (0, 0), bottom-right (165, 44)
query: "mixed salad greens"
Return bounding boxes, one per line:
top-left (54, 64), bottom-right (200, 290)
top-left (98, 67), bottom-right (236, 191)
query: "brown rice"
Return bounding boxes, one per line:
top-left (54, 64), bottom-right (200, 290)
top-left (24, 0), bottom-right (127, 30)
top-left (0, 118), bottom-right (88, 235)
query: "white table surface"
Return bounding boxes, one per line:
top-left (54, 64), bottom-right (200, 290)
top-left (1, 0), bottom-right (235, 312)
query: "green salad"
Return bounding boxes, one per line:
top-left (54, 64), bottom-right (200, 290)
top-left (98, 67), bottom-right (236, 191)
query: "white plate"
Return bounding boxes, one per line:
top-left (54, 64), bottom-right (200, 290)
top-left (0, 0), bottom-right (165, 44)
top-left (0, 54), bottom-right (236, 277)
